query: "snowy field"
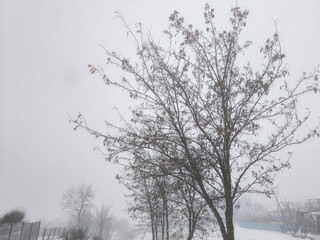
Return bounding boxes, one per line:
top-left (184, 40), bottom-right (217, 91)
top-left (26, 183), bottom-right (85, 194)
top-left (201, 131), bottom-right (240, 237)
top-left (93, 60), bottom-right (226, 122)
top-left (139, 227), bottom-right (312, 240)
top-left (234, 227), bottom-right (300, 240)
top-left (222, 226), bottom-right (320, 240)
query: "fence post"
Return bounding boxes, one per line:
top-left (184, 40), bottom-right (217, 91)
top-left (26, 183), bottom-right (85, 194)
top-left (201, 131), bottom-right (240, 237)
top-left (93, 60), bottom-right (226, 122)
top-left (20, 222), bottom-right (25, 240)
top-left (8, 224), bottom-right (13, 240)
top-left (35, 222), bottom-right (41, 240)
top-left (46, 229), bottom-right (52, 240)
top-left (51, 228), bottom-right (56, 240)
top-left (42, 229), bottom-right (47, 240)
top-left (28, 223), bottom-right (34, 240)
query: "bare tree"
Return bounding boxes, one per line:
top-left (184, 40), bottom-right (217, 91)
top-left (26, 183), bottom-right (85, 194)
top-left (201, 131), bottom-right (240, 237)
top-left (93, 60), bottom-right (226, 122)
top-left (115, 219), bottom-right (138, 240)
top-left (94, 205), bottom-right (115, 240)
top-left (72, 5), bottom-right (320, 240)
top-left (170, 176), bottom-right (210, 240)
top-left (62, 182), bottom-right (95, 235)
top-left (122, 166), bottom-right (168, 240)
top-left (121, 154), bottom-right (210, 240)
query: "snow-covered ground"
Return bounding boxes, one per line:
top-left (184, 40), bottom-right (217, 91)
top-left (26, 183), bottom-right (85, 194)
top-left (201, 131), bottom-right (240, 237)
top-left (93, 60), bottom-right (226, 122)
top-left (138, 226), bottom-right (319, 240)
top-left (207, 226), bottom-right (318, 240)
top-left (234, 227), bottom-right (300, 240)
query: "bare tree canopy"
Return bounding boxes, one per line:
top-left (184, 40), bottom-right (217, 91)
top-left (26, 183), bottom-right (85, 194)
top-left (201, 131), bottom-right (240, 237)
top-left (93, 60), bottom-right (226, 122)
top-left (72, 5), bottom-right (320, 240)
top-left (62, 182), bottom-right (95, 232)
top-left (94, 205), bottom-right (115, 240)
top-left (120, 158), bottom-right (210, 240)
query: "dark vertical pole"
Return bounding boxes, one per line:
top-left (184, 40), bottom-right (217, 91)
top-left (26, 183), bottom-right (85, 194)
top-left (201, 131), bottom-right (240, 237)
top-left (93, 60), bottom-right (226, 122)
top-left (19, 222), bottom-right (25, 240)
top-left (42, 229), bottom-right (47, 240)
top-left (8, 224), bottom-right (13, 240)
top-left (46, 229), bottom-right (52, 240)
top-left (51, 228), bottom-right (56, 240)
top-left (35, 223), bottom-right (41, 240)
top-left (28, 223), bottom-right (34, 240)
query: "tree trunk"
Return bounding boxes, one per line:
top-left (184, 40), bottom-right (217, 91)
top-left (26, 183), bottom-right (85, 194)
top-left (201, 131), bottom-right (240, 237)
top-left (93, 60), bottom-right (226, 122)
top-left (161, 212), bottom-right (165, 240)
top-left (165, 198), bottom-right (169, 240)
top-left (225, 168), bottom-right (235, 240)
top-left (186, 213), bottom-right (196, 240)
top-left (155, 214), bottom-right (158, 240)
top-left (148, 198), bottom-right (156, 240)
top-left (225, 199), bottom-right (235, 240)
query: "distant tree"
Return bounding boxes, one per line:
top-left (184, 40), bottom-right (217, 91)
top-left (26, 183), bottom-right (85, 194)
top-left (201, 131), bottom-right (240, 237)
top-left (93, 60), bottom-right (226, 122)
top-left (72, 4), bottom-right (320, 240)
top-left (115, 219), bottom-right (138, 240)
top-left (63, 227), bottom-right (87, 240)
top-left (61, 183), bottom-right (95, 236)
top-left (0, 210), bottom-right (25, 224)
top-left (122, 167), bottom-right (167, 240)
top-left (122, 164), bottom-right (209, 240)
top-left (235, 197), bottom-right (266, 222)
top-left (170, 176), bottom-right (210, 240)
top-left (93, 205), bottom-right (115, 240)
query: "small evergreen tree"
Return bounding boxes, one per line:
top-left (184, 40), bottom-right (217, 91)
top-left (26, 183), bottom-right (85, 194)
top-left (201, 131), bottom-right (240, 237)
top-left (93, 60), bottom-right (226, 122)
top-left (0, 210), bottom-right (25, 224)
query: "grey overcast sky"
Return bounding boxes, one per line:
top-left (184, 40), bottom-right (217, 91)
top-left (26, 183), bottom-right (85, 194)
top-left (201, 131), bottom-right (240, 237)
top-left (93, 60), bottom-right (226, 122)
top-left (0, 0), bottom-right (319, 222)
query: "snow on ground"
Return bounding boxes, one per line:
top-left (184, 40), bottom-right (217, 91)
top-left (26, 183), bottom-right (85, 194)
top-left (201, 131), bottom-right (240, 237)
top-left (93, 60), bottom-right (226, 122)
top-left (209, 226), bottom-right (310, 240)
top-left (138, 226), bottom-right (318, 240)
top-left (234, 227), bottom-right (299, 240)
